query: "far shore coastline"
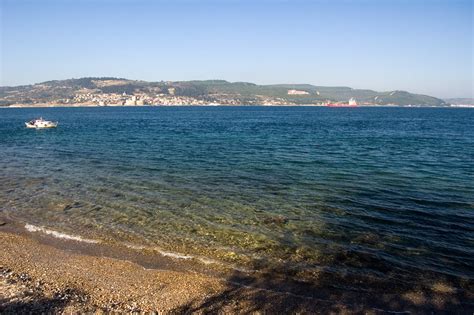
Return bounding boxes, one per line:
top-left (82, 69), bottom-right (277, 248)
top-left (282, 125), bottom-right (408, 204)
top-left (2, 103), bottom-right (467, 108)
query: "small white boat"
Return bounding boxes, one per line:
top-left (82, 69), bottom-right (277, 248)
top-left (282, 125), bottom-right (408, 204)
top-left (25, 117), bottom-right (58, 129)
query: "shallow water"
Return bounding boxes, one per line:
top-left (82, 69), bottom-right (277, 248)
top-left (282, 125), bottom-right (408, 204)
top-left (1, 106), bottom-right (473, 288)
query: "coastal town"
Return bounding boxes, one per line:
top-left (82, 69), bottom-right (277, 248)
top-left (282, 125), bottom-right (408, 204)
top-left (66, 88), bottom-right (293, 107)
top-left (3, 87), bottom-right (325, 107)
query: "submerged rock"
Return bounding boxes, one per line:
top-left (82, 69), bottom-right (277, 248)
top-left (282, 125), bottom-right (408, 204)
top-left (263, 215), bottom-right (289, 225)
top-left (62, 201), bottom-right (84, 211)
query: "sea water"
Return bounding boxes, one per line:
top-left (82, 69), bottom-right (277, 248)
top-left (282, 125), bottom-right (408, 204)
top-left (1, 106), bottom-right (473, 290)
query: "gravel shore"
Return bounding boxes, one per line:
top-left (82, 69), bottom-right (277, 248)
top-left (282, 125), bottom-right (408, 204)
top-left (1, 229), bottom-right (473, 314)
top-left (0, 231), bottom-right (229, 313)
top-left (0, 231), bottom-right (330, 313)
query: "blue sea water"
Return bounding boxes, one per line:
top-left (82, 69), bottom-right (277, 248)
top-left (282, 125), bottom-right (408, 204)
top-left (0, 106), bottom-right (473, 287)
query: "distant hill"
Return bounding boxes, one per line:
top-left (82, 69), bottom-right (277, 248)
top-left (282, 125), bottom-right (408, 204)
top-left (0, 77), bottom-right (448, 107)
top-left (444, 98), bottom-right (474, 105)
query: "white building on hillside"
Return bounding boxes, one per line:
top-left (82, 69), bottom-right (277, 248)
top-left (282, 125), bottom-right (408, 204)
top-left (288, 89), bottom-right (309, 95)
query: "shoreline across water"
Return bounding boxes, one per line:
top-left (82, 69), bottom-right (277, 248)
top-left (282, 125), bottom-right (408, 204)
top-left (1, 222), bottom-right (472, 313)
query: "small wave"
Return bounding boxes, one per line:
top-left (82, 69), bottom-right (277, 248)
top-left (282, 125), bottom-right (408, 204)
top-left (123, 243), bottom-right (193, 260)
top-left (25, 224), bottom-right (99, 244)
top-left (158, 249), bottom-right (222, 265)
top-left (123, 243), bottom-right (219, 265)
top-left (123, 243), bottom-right (146, 250)
top-left (160, 250), bottom-right (221, 265)
top-left (158, 250), bottom-right (194, 260)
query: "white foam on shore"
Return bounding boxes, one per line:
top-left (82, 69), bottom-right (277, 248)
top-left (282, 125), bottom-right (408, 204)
top-left (22, 224), bottom-right (227, 268)
top-left (123, 243), bottom-right (146, 250)
top-left (158, 250), bottom-right (221, 265)
top-left (158, 250), bottom-right (194, 260)
top-left (123, 243), bottom-right (219, 265)
top-left (25, 224), bottom-right (99, 244)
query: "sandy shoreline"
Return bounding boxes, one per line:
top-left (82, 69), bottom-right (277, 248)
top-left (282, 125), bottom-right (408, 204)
top-left (0, 230), bottom-right (228, 313)
top-left (0, 224), bottom-right (473, 313)
top-left (0, 228), bottom-right (335, 313)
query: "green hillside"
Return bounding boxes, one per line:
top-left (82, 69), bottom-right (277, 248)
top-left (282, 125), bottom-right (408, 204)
top-left (0, 77), bottom-right (448, 106)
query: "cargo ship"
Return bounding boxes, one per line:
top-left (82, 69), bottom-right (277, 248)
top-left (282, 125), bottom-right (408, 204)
top-left (327, 98), bottom-right (358, 107)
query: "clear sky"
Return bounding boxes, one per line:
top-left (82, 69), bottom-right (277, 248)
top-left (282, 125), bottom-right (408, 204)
top-left (0, 0), bottom-right (472, 98)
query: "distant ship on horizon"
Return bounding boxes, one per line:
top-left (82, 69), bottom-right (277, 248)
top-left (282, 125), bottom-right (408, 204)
top-left (327, 98), bottom-right (358, 107)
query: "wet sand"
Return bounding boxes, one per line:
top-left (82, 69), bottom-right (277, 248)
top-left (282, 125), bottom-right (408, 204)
top-left (1, 225), bottom-right (473, 313)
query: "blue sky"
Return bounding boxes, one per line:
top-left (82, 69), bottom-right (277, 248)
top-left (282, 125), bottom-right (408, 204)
top-left (1, 0), bottom-right (472, 98)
